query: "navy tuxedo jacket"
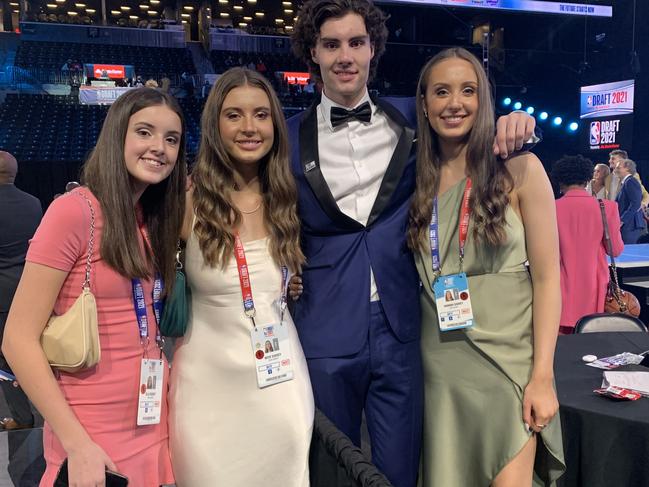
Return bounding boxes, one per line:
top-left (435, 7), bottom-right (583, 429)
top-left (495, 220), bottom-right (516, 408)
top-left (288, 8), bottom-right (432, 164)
top-left (616, 175), bottom-right (645, 230)
top-left (287, 96), bottom-right (421, 359)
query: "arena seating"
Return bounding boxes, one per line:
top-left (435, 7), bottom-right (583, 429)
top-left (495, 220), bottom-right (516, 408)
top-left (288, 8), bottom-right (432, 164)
top-left (14, 41), bottom-right (195, 82)
top-left (0, 93), bottom-right (204, 162)
top-left (210, 50), bottom-right (305, 75)
top-left (0, 90), bottom-right (311, 164)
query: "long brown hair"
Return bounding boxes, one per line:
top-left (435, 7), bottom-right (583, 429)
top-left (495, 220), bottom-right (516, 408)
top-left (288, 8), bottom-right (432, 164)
top-left (408, 48), bottom-right (513, 252)
top-left (192, 67), bottom-right (304, 272)
top-left (81, 87), bottom-right (187, 293)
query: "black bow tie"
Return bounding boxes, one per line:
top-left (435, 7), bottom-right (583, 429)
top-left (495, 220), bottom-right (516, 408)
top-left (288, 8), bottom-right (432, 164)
top-left (330, 102), bottom-right (372, 128)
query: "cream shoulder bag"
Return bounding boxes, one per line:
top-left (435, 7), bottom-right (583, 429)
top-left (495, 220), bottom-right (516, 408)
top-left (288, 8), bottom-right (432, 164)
top-left (41, 192), bottom-right (100, 373)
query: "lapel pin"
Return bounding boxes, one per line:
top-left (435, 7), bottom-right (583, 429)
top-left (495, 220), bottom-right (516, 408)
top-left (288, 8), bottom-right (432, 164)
top-left (305, 161), bottom-right (316, 172)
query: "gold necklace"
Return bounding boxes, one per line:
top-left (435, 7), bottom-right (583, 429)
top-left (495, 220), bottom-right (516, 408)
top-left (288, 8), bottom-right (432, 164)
top-left (237, 201), bottom-right (262, 214)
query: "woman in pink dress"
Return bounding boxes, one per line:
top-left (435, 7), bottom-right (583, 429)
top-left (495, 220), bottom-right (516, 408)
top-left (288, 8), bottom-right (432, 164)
top-left (3, 87), bottom-right (186, 486)
top-left (552, 155), bottom-right (624, 334)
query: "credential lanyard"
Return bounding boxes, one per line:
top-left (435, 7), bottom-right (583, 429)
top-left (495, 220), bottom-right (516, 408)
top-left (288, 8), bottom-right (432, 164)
top-left (132, 276), bottom-right (163, 350)
top-left (430, 178), bottom-right (473, 279)
top-left (233, 233), bottom-right (288, 329)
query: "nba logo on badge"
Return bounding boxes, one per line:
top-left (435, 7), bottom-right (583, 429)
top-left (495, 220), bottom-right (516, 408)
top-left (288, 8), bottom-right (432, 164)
top-left (590, 121), bottom-right (600, 145)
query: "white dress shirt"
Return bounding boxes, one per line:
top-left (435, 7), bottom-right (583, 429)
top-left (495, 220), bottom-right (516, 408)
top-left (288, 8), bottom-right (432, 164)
top-left (317, 90), bottom-right (400, 301)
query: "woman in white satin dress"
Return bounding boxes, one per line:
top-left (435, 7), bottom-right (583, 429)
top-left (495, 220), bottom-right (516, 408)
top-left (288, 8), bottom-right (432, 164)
top-left (169, 67), bottom-right (314, 486)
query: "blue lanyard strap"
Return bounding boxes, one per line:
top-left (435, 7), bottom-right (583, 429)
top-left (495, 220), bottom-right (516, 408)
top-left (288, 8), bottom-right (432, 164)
top-left (279, 265), bottom-right (288, 323)
top-left (132, 276), bottom-right (163, 346)
top-left (430, 196), bottom-right (441, 279)
top-left (429, 179), bottom-right (473, 279)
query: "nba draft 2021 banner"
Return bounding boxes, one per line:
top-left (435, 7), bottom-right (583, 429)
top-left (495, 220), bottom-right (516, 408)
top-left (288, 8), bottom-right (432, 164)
top-left (581, 80), bottom-right (634, 152)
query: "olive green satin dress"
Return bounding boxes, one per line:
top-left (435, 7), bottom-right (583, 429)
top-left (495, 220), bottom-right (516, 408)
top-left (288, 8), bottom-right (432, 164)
top-left (415, 179), bottom-right (565, 487)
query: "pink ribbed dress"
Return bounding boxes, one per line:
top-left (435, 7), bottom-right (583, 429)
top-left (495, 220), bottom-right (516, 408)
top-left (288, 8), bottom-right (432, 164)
top-left (27, 189), bottom-right (174, 487)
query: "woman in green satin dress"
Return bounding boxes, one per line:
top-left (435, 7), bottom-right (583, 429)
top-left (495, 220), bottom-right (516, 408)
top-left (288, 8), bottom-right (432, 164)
top-left (408, 48), bottom-right (565, 487)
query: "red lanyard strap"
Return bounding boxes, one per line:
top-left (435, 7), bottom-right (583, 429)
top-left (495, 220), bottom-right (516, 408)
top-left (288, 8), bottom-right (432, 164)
top-left (458, 178), bottom-right (472, 271)
top-left (234, 233), bottom-right (257, 328)
top-left (233, 234), bottom-right (288, 328)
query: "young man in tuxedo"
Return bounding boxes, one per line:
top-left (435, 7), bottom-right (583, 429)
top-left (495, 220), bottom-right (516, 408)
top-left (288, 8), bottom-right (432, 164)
top-left (288, 1), bottom-right (535, 485)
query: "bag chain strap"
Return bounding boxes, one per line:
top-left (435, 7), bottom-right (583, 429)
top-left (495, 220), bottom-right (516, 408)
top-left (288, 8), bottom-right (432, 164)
top-left (71, 191), bottom-right (95, 290)
top-left (598, 199), bottom-right (626, 309)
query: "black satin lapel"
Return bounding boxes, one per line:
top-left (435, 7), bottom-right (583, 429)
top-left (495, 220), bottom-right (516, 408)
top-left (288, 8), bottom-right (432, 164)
top-left (367, 98), bottom-right (415, 227)
top-left (299, 104), bottom-right (364, 230)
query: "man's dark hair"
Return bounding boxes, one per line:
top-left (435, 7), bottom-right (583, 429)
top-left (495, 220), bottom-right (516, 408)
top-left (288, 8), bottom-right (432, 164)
top-left (291, 0), bottom-right (389, 84)
top-left (551, 154), bottom-right (594, 187)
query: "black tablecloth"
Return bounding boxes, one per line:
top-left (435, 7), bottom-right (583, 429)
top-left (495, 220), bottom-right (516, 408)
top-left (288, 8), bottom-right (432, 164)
top-left (555, 332), bottom-right (649, 487)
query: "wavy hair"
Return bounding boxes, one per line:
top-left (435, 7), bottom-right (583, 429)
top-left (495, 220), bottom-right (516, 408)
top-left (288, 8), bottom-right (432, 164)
top-left (192, 67), bottom-right (304, 272)
top-left (81, 87), bottom-right (187, 294)
top-left (408, 48), bottom-right (514, 252)
top-left (291, 0), bottom-right (389, 84)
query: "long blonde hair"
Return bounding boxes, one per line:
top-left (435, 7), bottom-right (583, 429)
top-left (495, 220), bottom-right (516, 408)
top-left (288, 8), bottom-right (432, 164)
top-left (408, 48), bottom-right (513, 252)
top-left (192, 67), bottom-right (304, 272)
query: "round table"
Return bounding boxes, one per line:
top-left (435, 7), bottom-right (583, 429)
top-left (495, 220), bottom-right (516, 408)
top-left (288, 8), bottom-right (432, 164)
top-left (555, 332), bottom-right (649, 487)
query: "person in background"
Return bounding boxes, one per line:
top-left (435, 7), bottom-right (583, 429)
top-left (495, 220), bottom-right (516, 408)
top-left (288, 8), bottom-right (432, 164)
top-left (553, 155), bottom-right (623, 333)
top-left (201, 79), bottom-right (211, 99)
top-left (606, 150), bottom-right (624, 201)
top-left (615, 158), bottom-right (647, 244)
top-left (160, 74), bottom-right (171, 93)
top-left (0, 151), bottom-right (42, 432)
top-left (606, 149), bottom-right (649, 205)
top-left (3, 88), bottom-right (185, 487)
top-left (586, 163), bottom-right (609, 199)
